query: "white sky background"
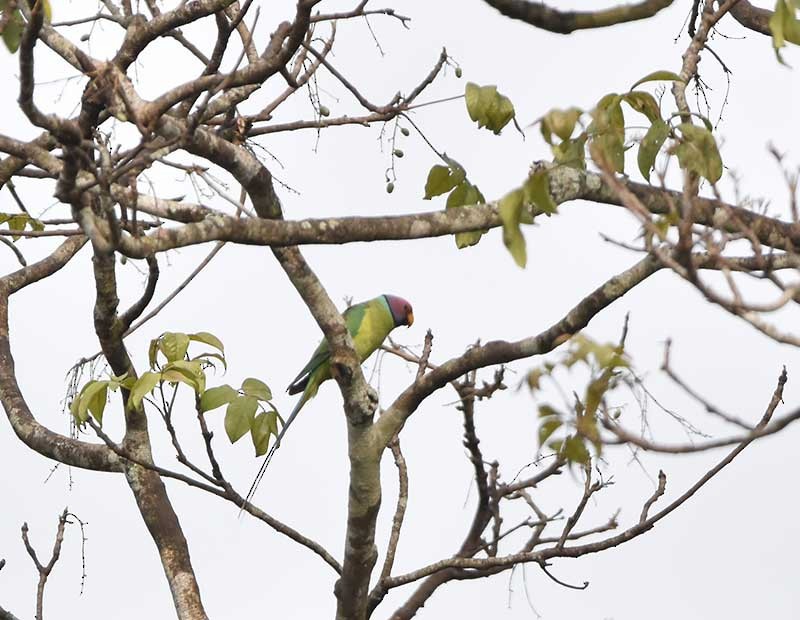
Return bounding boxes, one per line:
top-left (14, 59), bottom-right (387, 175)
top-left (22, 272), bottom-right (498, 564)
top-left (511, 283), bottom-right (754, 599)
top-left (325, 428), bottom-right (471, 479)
top-left (1, 1), bottom-right (799, 619)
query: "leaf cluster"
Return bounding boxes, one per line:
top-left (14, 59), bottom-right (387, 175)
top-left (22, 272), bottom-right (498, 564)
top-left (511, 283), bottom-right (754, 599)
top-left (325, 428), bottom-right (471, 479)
top-left (529, 334), bottom-right (630, 466)
top-left (70, 331), bottom-right (282, 457)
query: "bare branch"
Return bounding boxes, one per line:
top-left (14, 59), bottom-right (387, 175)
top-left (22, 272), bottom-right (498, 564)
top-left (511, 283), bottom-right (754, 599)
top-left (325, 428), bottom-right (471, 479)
top-left (21, 509), bottom-right (69, 620)
top-left (482, 0), bottom-right (674, 34)
top-left (639, 471), bottom-right (667, 524)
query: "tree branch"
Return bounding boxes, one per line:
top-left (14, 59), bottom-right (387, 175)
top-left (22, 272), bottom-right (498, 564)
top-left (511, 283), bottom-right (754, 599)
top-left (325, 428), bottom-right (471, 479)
top-left (727, 0), bottom-right (800, 43)
top-left (21, 509), bottom-right (69, 620)
top-left (373, 255), bottom-right (662, 446)
top-left (481, 0), bottom-right (674, 34)
top-left (108, 165), bottom-right (800, 258)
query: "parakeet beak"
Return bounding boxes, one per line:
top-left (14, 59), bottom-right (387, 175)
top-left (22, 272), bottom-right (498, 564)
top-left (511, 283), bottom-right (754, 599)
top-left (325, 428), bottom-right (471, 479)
top-left (406, 311), bottom-right (414, 327)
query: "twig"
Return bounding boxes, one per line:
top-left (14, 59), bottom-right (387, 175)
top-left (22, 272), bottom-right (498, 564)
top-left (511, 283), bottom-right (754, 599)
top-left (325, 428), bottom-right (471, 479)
top-left (661, 341), bottom-right (753, 430)
top-left (538, 562), bottom-right (589, 590)
top-left (127, 241), bottom-right (226, 336)
top-left (379, 436), bottom-right (408, 581)
top-left (556, 466), bottom-right (599, 549)
top-left (85, 419), bottom-right (341, 573)
top-left (0, 237), bottom-right (26, 266)
top-left (639, 470), bottom-right (667, 524)
top-left (21, 509), bottom-right (69, 620)
top-left (416, 330), bottom-right (433, 380)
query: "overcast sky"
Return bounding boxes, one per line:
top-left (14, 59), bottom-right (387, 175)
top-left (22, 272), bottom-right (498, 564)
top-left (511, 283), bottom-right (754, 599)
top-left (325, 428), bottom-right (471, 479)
top-left (1, 1), bottom-right (799, 619)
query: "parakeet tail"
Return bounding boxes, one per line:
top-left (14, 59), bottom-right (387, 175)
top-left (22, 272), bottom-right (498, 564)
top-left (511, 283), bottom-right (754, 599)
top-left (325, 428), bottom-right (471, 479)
top-left (241, 393), bottom-right (309, 511)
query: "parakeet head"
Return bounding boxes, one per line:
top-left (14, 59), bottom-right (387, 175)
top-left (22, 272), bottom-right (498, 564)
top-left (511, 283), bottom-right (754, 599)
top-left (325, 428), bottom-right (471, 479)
top-left (383, 294), bottom-right (414, 327)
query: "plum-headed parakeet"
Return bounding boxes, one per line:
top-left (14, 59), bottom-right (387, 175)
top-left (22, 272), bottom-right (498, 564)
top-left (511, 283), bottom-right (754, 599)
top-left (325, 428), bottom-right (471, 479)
top-left (246, 294), bottom-right (414, 501)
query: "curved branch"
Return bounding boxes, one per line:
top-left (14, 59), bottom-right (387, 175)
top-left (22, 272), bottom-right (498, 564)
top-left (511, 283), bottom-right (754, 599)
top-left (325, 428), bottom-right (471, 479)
top-left (726, 0), bottom-right (800, 43)
top-left (0, 238), bottom-right (119, 472)
top-left (482, 0), bottom-right (675, 34)
top-left (119, 255), bottom-right (159, 331)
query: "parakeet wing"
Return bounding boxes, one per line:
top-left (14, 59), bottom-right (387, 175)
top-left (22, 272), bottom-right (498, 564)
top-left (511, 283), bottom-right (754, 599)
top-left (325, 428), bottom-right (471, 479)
top-left (286, 301), bottom-right (369, 395)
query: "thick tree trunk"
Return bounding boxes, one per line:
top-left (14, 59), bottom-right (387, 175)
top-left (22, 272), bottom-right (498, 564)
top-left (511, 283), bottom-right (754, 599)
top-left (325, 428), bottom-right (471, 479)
top-left (125, 461), bottom-right (209, 620)
top-left (335, 425), bottom-right (382, 620)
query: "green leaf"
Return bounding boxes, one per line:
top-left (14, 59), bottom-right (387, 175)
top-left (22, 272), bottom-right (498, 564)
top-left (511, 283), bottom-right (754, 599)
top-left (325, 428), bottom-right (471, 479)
top-left (464, 82), bottom-right (483, 121)
top-left (538, 418), bottom-right (562, 446)
top-left (424, 165), bottom-right (464, 199)
top-left (191, 351), bottom-right (227, 371)
top-left (241, 377), bottom-right (272, 401)
top-left (7, 214), bottom-right (27, 240)
top-left (538, 404), bottom-right (561, 418)
top-left (162, 360), bottom-right (205, 393)
top-left (770, 0), bottom-right (800, 63)
top-left (541, 107), bottom-right (582, 144)
top-left (552, 134), bottom-right (587, 170)
top-left (527, 368), bottom-right (546, 391)
top-left (225, 395), bottom-right (258, 443)
top-left (446, 182), bottom-right (468, 208)
top-left (629, 70), bottom-right (685, 91)
top-left (1, 8), bottom-right (24, 54)
top-left (148, 338), bottom-right (159, 369)
top-left (498, 189), bottom-right (526, 268)
top-left (590, 132), bottom-right (625, 173)
top-left (584, 374), bottom-right (612, 419)
top-left (109, 373), bottom-right (136, 391)
top-left (596, 94), bottom-right (625, 132)
top-left (567, 334), bottom-right (629, 370)
top-left (200, 384), bottom-right (238, 412)
top-left (523, 170), bottom-right (558, 215)
top-left (129, 372), bottom-right (161, 410)
top-left (189, 331), bottom-right (225, 354)
top-left (446, 181), bottom-right (485, 248)
top-left (251, 411), bottom-right (279, 457)
top-left (675, 123), bottom-right (723, 183)
top-left (637, 119), bottom-right (670, 181)
top-left (69, 393), bottom-right (87, 425)
top-left (85, 385), bottom-right (107, 424)
top-left (160, 332), bottom-right (190, 363)
top-left (465, 82), bottom-right (515, 135)
top-left (623, 91), bottom-right (661, 123)
top-left (74, 381), bottom-right (108, 425)
top-left (563, 435), bottom-right (591, 465)
top-left (589, 94), bottom-right (625, 173)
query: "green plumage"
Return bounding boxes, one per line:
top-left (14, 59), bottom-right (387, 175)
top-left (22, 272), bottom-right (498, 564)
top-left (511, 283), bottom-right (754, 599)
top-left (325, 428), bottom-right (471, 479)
top-left (287, 297), bottom-right (395, 402)
top-left (244, 295), bottom-right (412, 504)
